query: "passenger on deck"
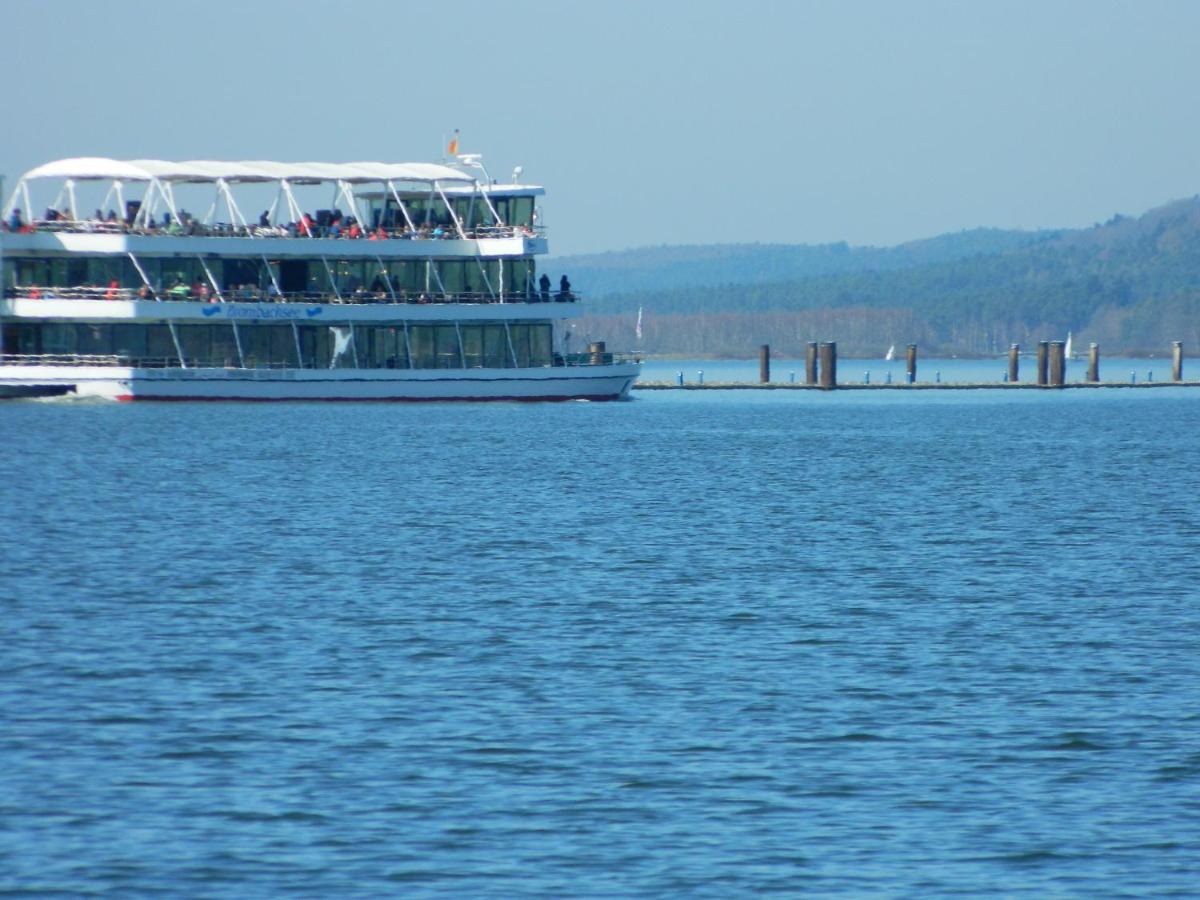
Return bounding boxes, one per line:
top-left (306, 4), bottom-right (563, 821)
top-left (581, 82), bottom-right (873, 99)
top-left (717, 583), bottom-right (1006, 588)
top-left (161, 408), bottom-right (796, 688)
top-left (539, 273), bottom-right (551, 302)
top-left (105, 279), bottom-right (120, 300)
top-left (7, 208), bottom-right (23, 231)
top-left (557, 274), bottom-right (571, 301)
top-left (259, 210), bottom-right (271, 228)
top-left (347, 219), bottom-right (361, 239)
top-left (190, 278), bottom-right (205, 299)
top-left (299, 213), bottom-right (314, 237)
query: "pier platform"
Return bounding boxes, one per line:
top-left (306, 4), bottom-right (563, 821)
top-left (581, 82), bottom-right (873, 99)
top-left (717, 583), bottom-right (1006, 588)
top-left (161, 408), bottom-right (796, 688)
top-left (634, 380), bottom-right (1200, 391)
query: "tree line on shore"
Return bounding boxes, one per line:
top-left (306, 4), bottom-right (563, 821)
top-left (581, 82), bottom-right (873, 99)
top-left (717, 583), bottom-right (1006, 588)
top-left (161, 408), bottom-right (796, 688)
top-left (559, 196), bottom-right (1200, 356)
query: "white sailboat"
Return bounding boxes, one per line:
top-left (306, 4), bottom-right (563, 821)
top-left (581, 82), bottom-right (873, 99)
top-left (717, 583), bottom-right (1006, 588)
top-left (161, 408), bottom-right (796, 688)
top-left (885, 345), bottom-right (895, 361)
top-left (1065, 332), bottom-right (1074, 360)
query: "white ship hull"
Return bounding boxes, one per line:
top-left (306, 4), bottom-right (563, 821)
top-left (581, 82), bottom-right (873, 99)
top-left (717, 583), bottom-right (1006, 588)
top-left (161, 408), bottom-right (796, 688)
top-left (0, 363), bottom-right (639, 402)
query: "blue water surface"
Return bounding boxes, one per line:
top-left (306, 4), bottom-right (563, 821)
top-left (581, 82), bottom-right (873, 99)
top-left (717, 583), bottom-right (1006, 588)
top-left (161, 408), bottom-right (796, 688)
top-left (1, 389), bottom-right (1199, 896)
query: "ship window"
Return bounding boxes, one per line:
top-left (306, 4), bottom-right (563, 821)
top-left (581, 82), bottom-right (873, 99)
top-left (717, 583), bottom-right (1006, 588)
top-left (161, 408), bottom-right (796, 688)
top-left (509, 324), bottom-right (531, 368)
top-left (15, 259), bottom-right (49, 286)
top-left (483, 324), bottom-right (509, 368)
top-left (387, 260), bottom-right (421, 294)
top-left (176, 324), bottom-right (239, 367)
top-left (409, 325), bottom-right (434, 368)
top-left (223, 259), bottom-right (261, 292)
top-left (530, 323), bottom-right (552, 366)
top-left (296, 324), bottom-right (331, 368)
top-left (145, 324), bottom-right (176, 364)
top-left (440, 261), bottom-right (466, 294)
top-left (406, 197), bottom-right (430, 225)
top-left (40, 323), bottom-right (74, 353)
top-left (111, 324), bottom-right (148, 360)
top-left (333, 260), bottom-right (365, 296)
top-left (375, 326), bottom-right (410, 369)
top-left (240, 324), bottom-right (299, 368)
top-left (76, 324), bottom-right (113, 356)
top-left (504, 260), bottom-right (531, 296)
top-left (511, 197), bottom-right (533, 227)
top-left (434, 325), bottom-right (460, 368)
top-left (461, 325), bottom-right (483, 367)
top-left (15, 324), bottom-right (41, 354)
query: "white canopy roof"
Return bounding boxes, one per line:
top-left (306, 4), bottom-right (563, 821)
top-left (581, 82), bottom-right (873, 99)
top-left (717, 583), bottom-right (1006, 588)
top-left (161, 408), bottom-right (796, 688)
top-left (17, 157), bottom-right (475, 184)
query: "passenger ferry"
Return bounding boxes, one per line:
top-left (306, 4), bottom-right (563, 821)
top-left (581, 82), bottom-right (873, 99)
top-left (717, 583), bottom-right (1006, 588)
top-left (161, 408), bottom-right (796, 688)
top-left (0, 155), bottom-right (638, 401)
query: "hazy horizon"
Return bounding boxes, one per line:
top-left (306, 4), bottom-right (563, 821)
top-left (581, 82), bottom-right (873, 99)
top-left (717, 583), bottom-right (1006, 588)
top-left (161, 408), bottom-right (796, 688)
top-left (3, 0), bottom-right (1199, 255)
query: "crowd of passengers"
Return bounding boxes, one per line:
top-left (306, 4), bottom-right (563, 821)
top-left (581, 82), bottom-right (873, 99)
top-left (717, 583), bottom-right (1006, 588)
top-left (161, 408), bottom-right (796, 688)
top-left (3, 206), bottom-right (531, 240)
top-left (10, 273), bottom-right (574, 304)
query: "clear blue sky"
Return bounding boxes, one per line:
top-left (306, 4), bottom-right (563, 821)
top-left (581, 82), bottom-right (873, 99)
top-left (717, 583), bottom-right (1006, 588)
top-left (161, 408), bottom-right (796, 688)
top-left (3, 0), bottom-right (1199, 255)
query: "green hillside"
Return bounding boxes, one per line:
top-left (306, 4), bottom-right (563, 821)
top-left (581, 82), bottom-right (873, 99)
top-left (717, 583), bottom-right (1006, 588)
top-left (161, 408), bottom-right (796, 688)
top-left (558, 198), bottom-right (1200, 356)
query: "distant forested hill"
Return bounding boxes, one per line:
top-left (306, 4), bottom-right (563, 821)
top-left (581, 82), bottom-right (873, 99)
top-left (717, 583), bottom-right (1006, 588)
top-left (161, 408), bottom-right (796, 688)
top-left (552, 199), bottom-right (1200, 356)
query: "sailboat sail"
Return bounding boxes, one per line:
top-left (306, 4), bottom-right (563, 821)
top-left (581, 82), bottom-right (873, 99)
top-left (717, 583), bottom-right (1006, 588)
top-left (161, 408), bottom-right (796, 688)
top-left (885, 345), bottom-right (895, 361)
top-left (1065, 332), bottom-right (1074, 359)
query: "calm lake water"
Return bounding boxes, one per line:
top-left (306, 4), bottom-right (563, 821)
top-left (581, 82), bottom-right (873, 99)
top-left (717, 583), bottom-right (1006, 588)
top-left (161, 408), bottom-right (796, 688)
top-left (2, 387), bottom-right (1199, 896)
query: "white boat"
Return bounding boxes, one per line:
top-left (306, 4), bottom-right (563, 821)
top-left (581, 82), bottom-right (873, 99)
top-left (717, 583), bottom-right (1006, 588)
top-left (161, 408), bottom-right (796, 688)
top-left (0, 155), bottom-right (638, 401)
top-left (885, 344), bottom-right (895, 361)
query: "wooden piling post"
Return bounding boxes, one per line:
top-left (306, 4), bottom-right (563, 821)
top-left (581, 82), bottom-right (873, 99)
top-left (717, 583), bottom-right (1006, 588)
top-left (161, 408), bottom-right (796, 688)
top-left (589, 341), bottom-right (606, 365)
top-left (805, 342), bottom-right (818, 385)
top-left (906, 344), bottom-right (917, 384)
top-left (1036, 341), bottom-right (1049, 386)
top-left (1088, 343), bottom-right (1100, 383)
top-left (1172, 341), bottom-right (1183, 382)
top-left (1008, 344), bottom-right (1020, 383)
top-left (1048, 341), bottom-right (1066, 386)
top-left (759, 344), bottom-right (770, 384)
top-left (818, 342), bottom-right (837, 390)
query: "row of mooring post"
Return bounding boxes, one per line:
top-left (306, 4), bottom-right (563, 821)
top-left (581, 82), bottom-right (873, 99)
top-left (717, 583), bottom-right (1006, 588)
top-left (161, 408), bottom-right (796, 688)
top-left (765, 341), bottom-right (841, 389)
top-left (746, 341), bottom-right (1185, 389)
top-left (1010, 340), bottom-right (1185, 386)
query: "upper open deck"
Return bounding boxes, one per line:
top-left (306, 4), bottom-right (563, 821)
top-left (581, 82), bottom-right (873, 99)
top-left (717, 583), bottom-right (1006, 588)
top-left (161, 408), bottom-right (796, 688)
top-left (2, 156), bottom-right (547, 258)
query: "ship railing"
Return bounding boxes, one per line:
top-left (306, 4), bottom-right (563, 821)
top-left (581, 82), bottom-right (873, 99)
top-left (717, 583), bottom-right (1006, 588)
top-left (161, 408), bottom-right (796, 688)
top-left (558, 351), bottom-right (641, 367)
top-left (5, 286), bottom-right (579, 305)
top-left (0, 353), bottom-right (179, 368)
top-left (13, 220), bottom-right (546, 241)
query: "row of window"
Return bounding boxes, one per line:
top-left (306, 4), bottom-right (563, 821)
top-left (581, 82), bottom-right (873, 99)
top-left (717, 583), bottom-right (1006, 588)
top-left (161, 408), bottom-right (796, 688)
top-left (3, 256), bottom-right (536, 298)
top-left (4, 322), bottom-right (554, 370)
top-left (368, 195), bottom-right (535, 231)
